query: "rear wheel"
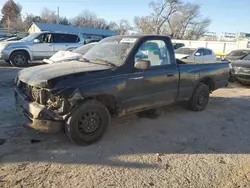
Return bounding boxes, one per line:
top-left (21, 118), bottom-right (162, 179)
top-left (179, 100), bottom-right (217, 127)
top-left (10, 51), bottom-right (29, 67)
top-left (65, 100), bottom-right (110, 146)
top-left (189, 83), bottom-right (210, 111)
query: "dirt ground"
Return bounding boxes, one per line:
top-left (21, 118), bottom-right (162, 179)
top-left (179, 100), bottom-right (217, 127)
top-left (1, 61), bottom-right (250, 188)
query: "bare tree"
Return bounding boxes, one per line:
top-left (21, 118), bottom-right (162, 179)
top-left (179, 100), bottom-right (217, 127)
top-left (133, 16), bottom-right (155, 34)
top-left (72, 10), bottom-right (110, 29)
top-left (59, 17), bottom-right (70, 25)
top-left (110, 19), bottom-right (131, 35)
top-left (135, 0), bottom-right (211, 40)
top-left (1, 0), bottom-right (23, 31)
top-left (184, 18), bottom-right (211, 40)
top-left (149, 0), bottom-right (182, 34)
top-left (40, 8), bottom-right (57, 24)
top-left (24, 14), bottom-right (42, 28)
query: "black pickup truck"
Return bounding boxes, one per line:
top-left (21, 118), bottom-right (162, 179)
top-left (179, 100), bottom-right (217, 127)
top-left (14, 35), bottom-right (229, 145)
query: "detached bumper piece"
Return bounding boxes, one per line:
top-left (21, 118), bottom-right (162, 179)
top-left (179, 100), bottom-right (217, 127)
top-left (14, 88), bottom-right (64, 133)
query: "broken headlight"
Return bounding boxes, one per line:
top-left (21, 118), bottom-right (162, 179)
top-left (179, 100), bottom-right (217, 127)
top-left (32, 87), bottom-right (40, 103)
top-left (47, 94), bottom-right (62, 110)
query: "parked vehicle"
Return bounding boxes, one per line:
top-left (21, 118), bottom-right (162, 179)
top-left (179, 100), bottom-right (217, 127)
top-left (14, 35), bottom-right (229, 145)
top-left (229, 53), bottom-right (250, 84)
top-left (43, 42), bottom-right (97, 64)
top-left (173, 42), bottom-right (185, 50)
top-left (224, 49), bottom-right (250, 63)
top-left (0, 31), bottom-right (84, 67)
top-left (1, 36), bottom-right (22, 42)
top-left (175, 47), bottom-right (217, 62)
top-left (85, 39), bottom-right (101, 44)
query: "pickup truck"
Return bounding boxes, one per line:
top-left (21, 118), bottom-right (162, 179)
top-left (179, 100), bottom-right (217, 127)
top-left (14, 35), bottom-right (229, 145)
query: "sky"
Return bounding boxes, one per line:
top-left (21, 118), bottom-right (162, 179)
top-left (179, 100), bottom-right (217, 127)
top-left (0, 0), bottom-right (250, 34)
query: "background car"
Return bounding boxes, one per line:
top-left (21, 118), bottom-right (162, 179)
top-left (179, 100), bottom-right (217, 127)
top-left (173, 42), bottom-right (185, 50)
top-left (230, 53), bottom-right (250, 84)
top-left (43, 42), bottom-right (97, 64)
top-left (224, 49), bottom-right (250, 63)
top-left (175, 47), bottom-right (217, 61)
top-left (0, 31), bottom-right (84, 67)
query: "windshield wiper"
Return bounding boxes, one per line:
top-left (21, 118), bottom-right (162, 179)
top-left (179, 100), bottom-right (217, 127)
top-left (93, 58), bottom-right (117, 67)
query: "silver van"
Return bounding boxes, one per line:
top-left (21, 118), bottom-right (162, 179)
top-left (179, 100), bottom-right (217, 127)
top-left (0, 31), bottom-right (84, 67)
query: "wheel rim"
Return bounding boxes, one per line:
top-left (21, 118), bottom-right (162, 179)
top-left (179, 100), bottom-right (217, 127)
top-left (13, 55), bottom-right (26, 65)
top-left (197, 92), bottom-right (208, 105)
top-left (78, 111), bottom-right (102, 134)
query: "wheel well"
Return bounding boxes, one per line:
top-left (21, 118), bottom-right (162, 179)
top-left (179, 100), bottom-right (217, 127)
top-left (200, 78), bottom-right (215, 92)
top-left (85, 94), bottom-right (118, 116)
top-left (10, 50), bottom-right (31, 60)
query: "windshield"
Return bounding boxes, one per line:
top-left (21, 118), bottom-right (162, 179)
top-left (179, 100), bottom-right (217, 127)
top-left (243, 54), bottom-right (250, 60)
top-left (227, 50), bottom-right (250, 57)
top-left (73, 43), bottom-right (96, 55)
top-left (83, 37), bottom-right (136, 66)
top-left (175, 47), bottom-right (196, 55)
top-left (20, 33), bottom-right (40, 42)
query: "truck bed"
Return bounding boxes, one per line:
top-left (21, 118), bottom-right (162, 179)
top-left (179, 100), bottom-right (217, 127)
top-left (176, 61), bottom-right (229, 101)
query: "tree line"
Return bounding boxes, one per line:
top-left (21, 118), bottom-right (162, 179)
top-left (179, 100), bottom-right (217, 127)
top-left (0, 0), bottom-right (211, 40)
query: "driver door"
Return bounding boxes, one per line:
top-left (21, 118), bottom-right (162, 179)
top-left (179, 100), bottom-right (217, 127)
top-left (31, 33), bottom-right (54, 60)
top-left (121, 39), bottom-right (179, 113)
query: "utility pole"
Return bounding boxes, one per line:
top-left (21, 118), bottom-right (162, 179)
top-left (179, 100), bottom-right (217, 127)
top-left (57, 6), bottom-right (59, 24)
top-left (7, 16), bottom-right (10, 31)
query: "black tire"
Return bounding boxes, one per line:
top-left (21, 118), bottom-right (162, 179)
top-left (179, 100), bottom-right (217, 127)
top-left (65, 100), bottom-right (110, 146)
top-left (10, 51), bottom-right (29, 67)
top-left (189, 83), bottom-right (210, 111)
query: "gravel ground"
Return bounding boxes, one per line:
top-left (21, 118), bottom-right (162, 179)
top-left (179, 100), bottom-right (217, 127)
top-left (1, 61), bottom-right (250, 188)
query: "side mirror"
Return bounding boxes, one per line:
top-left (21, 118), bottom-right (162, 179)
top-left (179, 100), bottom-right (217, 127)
top-left (34, 39), bottom-right (40, 43)
top-left (195, 52), bottom-right (201, 56)
top-left (135, 60), bottom-right (151, 70)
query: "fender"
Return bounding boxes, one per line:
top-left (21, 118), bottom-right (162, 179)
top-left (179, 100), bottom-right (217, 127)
top-left (5, 46), bottom-right (33, 60)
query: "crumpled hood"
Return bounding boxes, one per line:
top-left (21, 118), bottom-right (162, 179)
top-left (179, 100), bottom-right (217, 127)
top-left (232, 60), bottom-right (250, 68)
top-left (18, 61), bottom-right (111, 88)
top-left (43, 51), bottom-right (84, 64)
top-left (175, 54), bottom-right (189, 59)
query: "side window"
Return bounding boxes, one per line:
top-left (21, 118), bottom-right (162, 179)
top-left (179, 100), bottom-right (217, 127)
top-left (134, 40), bottom-right (170, 67)
top-left (203, 49), bottom-right (209, 56)
top-left (52, 34), bottom-right (64, 43)
top-left (195, 49), bottom-right (204, 56)
top-left (42, 33), bottom-right (52, 43)
top-left (36, 34), bottom-right (45, 43)
top-left (64, 34), bottom-right (79, 43)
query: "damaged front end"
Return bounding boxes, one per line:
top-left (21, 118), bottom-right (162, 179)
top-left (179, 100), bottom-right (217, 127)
top-left (14, 78), bottom-right (80, 133)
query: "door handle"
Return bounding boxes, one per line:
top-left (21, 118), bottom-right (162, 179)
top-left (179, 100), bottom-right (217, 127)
top-left (167, 73), bottom-right (174, 77)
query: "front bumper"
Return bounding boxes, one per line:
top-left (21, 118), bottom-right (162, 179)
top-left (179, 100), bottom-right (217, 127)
top-left (0, 49), bottom-right (10, 60)
top-left (14, 88), bottom-right (64, 133)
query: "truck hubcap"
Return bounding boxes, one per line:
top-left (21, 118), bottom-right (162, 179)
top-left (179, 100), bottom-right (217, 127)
top-left (198, 92), bottom-right (207, 105)
top-left (78, 111), bottom-right (102, 134)
top-left (14, 55), bottom-right (25, 65)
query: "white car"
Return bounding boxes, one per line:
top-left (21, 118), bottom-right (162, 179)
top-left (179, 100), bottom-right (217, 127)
top-left (43, 42), bottom-right (97, 64)
top-left (175, 47), bottom-right (216, 61)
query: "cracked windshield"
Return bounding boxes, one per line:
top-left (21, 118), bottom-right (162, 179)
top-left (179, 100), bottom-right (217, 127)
top-left (0, 0), bottom-right (250, 187)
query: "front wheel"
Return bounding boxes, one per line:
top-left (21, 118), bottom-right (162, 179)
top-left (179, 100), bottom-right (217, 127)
top-left (10, 51), bottom-right (29, 67)
top-left (65, 100), bottom-right (110, 146)
top-left (189, 83), bottom-right (210, 111)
